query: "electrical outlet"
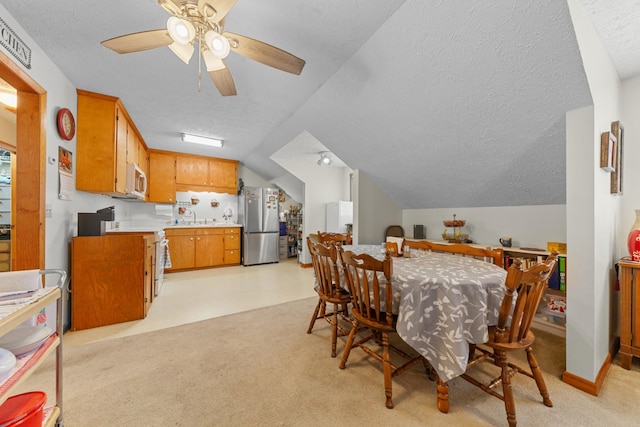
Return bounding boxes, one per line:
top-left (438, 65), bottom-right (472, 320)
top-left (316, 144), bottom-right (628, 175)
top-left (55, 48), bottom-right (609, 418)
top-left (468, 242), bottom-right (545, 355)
top-left (45, 204), bottom-right (52, 218)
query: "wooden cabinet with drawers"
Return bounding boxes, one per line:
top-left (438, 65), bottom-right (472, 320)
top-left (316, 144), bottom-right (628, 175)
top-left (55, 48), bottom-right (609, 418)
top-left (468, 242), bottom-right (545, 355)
top-left (165, 226), bottom-right (241, 271)
top-left (224, 227), bottom-right (241, 265)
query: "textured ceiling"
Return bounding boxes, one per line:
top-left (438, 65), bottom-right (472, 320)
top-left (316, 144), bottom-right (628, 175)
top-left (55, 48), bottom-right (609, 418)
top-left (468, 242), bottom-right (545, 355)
top-left (1, 1), bottom-right (636, 208)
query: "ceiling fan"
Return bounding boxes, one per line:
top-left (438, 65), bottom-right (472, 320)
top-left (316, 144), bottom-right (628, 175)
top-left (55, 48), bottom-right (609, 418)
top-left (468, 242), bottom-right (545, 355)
top-left (101, 0), bottom-right (305, 96)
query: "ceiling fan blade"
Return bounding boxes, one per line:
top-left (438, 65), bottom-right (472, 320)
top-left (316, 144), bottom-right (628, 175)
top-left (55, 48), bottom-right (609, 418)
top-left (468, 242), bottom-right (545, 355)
top-left (199, 0), bottom-right (237, 23)
top-left (101, 29), bottom-right (173, 54)
top-left (208, 60), bottom-right (237, 96)
top-left (224, 32), bottom-right (305, 75)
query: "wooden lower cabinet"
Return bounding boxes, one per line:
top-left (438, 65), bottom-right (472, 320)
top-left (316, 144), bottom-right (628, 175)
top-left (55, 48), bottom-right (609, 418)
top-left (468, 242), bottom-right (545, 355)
top-left (166, 227), bottom-right (241, 271)
top-left (166, 229), bottom-right (196, 270)
top-left (224, 227), bottom-right (240, 265)
top-left (195, 229), bottom-right (224, 267)
top-left (71, 234), bottom-right (154, 331)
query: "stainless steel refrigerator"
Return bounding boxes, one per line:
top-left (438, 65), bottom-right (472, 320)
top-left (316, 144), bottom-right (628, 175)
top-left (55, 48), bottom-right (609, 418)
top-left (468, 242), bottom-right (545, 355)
top-left (239, 187), bottom-right (280, 266)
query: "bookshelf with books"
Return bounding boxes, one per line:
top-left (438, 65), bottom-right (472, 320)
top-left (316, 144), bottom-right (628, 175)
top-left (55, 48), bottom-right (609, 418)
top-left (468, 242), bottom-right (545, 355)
top-left (501, 246), bottom-right (567, 337)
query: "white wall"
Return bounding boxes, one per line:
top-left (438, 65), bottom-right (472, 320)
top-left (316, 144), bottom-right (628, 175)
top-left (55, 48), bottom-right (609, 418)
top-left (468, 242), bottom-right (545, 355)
top-left (276, 158), bottom-right (349, 263)
top-left (403, 205), bottom-right (566, 248)
top-left (566, 0), bottom-right (621, 382)
top-left (352, 170), bottom-right (402, 245)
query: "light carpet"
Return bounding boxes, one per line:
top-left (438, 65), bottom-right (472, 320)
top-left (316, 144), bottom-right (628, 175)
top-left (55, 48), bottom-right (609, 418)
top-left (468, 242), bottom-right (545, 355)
top-left (16, 297), bottom-right (640, 426)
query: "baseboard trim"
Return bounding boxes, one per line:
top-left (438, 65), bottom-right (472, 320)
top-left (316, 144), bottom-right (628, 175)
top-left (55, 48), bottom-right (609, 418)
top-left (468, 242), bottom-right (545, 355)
top-left (299, 263), bottom-right (312, 269)
top-left (561, 336), bottom-right (620, 396)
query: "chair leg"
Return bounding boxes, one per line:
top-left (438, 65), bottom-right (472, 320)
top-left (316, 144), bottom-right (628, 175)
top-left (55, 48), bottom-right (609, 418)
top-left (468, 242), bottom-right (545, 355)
top-left (330, 303), bottom-right (339, 357)
top-left (380, 332), bottom-right (394, 409)
top-left (498, 352), bottom-right (517, 427)
top-left (307, 298), bottom-right (324, 334)
top-left (436, 377), bottom-right (450, 413)
top-left (339, 319), bottom-right (359, 369)
top-left (526, 347), bottom-right (553, 407)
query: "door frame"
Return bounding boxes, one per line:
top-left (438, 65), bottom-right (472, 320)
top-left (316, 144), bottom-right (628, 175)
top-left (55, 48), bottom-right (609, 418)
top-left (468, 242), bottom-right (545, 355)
top-left (0, 49), bottom-right (46, 270)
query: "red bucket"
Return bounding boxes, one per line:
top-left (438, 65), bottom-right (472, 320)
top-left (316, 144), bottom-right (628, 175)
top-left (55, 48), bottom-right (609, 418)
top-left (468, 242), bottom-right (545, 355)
top-left (0, 391), bottom-right (46, 427)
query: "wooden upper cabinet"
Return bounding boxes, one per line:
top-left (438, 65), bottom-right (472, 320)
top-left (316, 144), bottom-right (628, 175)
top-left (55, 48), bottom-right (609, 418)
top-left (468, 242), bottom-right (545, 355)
top-left (209, 158), bottom-right (238, 194)
top-left (175, 154), bottom-right (238, 194)
top-left (76, 90), bottom-right (148, 196)
top-left (148, 150), bottom-right (176, 204)
top-left (176, 156), bottom-right (209, 186)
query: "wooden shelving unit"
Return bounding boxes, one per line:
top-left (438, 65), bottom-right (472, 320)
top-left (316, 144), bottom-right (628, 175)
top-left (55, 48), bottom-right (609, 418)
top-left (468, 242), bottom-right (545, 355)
top-left (0, 282), bottom-right (64, 426)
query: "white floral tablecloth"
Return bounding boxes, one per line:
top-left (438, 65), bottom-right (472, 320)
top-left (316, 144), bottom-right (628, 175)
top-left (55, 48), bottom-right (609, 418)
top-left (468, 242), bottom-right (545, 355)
top-left (342, 245), bottom-right (507, 381)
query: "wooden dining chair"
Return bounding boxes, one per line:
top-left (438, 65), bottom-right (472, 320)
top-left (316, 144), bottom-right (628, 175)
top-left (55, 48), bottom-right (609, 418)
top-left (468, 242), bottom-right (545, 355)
top-left (339, 250), bottom-right (429, 409)
top-left (317, 231), bottom-right (351, 245)
top-left (406, 240), bottom-right (504, 268)
top-left (438, 253), bottom-right (559, 426)
top-left (384, 225), bottom-right (405, 238)
top-left (306, 238), bottom-right (352, 357)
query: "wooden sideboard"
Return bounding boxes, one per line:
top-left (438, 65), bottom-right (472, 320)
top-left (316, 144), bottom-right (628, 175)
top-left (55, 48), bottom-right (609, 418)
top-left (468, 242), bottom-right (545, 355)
top-left (617, 258), bottom-right (640, 369)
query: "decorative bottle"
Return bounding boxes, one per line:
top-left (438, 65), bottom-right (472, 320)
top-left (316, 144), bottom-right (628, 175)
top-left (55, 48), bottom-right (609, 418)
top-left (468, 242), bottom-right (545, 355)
top-left (627, 210), bottom-right (640, 262)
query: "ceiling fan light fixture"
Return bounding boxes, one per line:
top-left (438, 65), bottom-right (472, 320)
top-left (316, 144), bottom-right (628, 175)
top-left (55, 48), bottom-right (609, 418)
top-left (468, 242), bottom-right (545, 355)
top-left (317, 151), bottom-right (333, 166)
top-left (167, 16), bottom-right (195, 45)
top-left (168, 41), bottom-right (195, 64)
top-left (202, 50), bottom-right (225, 71)
top-left (205, 31), bottom-right (230, 59)
top-left (182, 133), bottom-right (224, 148)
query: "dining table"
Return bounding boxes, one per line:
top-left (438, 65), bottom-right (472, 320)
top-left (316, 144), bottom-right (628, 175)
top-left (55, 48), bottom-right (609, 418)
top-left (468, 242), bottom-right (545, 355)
top-left (341, 244), bottom-right (507, 410)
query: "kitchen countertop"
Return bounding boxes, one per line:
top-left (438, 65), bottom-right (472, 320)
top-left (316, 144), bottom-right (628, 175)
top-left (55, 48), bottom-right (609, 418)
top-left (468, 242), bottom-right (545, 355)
top-left (107, 223), bottom-right (242, 234)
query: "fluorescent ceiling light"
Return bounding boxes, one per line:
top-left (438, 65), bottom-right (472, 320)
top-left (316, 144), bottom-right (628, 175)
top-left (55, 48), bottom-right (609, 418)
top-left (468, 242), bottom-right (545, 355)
top-left (182, 133), bottom-right (224, 148)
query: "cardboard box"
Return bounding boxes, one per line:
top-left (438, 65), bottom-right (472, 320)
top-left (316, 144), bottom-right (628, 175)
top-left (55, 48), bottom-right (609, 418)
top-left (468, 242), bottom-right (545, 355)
top-left (547, 242), bottom-right (567, 254)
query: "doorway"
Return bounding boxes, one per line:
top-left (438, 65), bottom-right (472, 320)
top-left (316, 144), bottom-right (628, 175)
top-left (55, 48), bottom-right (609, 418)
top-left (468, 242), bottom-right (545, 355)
top-left (0, 49), bottom-right (46, 270)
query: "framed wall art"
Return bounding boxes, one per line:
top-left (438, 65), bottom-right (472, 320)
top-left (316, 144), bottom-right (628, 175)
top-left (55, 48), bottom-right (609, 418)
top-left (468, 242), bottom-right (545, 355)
top-left (610, 121), bottom-right (623, 194)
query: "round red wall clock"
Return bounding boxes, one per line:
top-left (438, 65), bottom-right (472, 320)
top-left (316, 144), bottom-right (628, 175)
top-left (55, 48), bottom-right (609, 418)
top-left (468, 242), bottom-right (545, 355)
top-left (56, 108), bottom-right (75, 140)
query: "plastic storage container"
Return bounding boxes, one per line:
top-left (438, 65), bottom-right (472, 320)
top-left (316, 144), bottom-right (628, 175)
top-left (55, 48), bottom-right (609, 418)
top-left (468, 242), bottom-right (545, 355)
top-left (0, 391), bottom-right (46, 427)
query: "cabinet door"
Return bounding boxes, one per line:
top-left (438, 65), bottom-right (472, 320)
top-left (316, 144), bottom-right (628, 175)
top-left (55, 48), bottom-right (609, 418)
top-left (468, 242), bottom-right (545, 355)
top-left (176, 156), bottom-right (209, 186)
top-left (115, 104), bottom-right (128, 195)
top-left (166, 234), bottom-right (195, 270)
top-left (143, 235), bottom-right (154, 313)
top-left (76, 92), bottom-right (118, 193)
top-left (126, 122), bottom-right (138, 166)
top-left (224, 229), bottom-right (240, 250)
top-left (195, 234), bottom-right (224, 267)
top-left (148, 151), bottom-right (176, 203)
top-left (209, 158), bottom-right (238, 193)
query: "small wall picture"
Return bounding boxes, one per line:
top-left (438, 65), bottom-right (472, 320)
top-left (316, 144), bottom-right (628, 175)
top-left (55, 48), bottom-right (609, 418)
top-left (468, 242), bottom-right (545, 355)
top-left (58, 146), bottom-right (72, 174)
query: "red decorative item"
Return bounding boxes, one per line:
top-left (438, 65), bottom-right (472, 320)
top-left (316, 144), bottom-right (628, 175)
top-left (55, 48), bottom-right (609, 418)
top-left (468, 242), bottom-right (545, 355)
top-left (56, 108), bottom-right (75, 140)
top-left (627, 210), bottom-right (640, 262)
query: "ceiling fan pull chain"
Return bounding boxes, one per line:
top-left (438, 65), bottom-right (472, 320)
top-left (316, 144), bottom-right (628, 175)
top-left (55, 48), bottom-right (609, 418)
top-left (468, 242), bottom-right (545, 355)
top-left (197, 42), bottom-right (202, 92)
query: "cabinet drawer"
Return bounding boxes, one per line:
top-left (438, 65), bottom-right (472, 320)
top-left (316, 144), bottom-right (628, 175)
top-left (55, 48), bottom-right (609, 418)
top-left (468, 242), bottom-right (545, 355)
top-left (0, 212), bottom-right (9, 225)
top-left (196, 228), bottom-right (224, 236)
top-left (224, 227), bottom-right (239, 235)
top-left (0, 186), bottom-right (9, 198)
top-left (165, 228), bottom-right (196, 236)
top-left (0, 241), bottom-right (10, 252)
top-left (224, 234), bottom-right (240, 250)
top-left (224, 249), bottom-right (240, 265)
top-left (0, 199), bottom-right (10, 208)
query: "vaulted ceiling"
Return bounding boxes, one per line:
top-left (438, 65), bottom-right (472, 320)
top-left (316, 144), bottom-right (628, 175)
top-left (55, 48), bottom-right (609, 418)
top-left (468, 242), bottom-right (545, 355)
top-left (1, 1), bottom-right (637, 208)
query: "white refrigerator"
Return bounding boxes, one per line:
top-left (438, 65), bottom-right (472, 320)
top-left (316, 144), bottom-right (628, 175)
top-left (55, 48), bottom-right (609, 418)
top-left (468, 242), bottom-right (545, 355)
top-left (325, 201), bottom-right (353, 233)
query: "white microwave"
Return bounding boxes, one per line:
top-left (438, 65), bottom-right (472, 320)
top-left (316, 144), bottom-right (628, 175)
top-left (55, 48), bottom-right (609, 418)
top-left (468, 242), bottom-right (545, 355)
top-left (125, 162), bottom-right (147, 199)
